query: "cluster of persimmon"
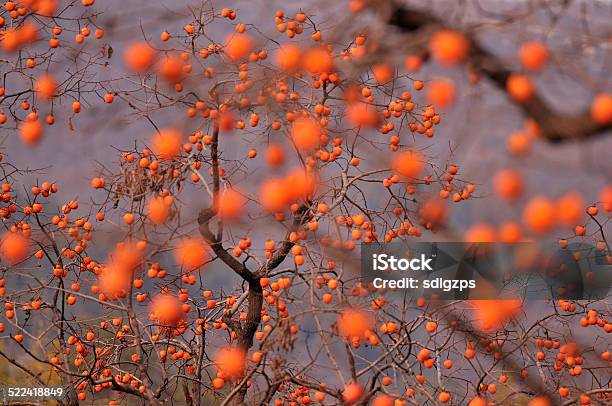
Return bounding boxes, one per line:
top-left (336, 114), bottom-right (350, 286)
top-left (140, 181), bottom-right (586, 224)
top-left (578, 307), bottom-right (612, 333)
top-left (0, 1), bottom-right (610, 405)
top-left (0, 181), bottom-right (17, 219)
top-left (521, 187), bottom-right (612, 239)
top-left (274, 9), bottom-right (316, 40)
top-left (54, 326), bottom-right (154, 401)
top-left (115, 8), bottom-right (446, 174)
top-left (0, 0), bottom-right (106, 145)
top-left (424, 28), bottom-right (612, 125)
top-left (437, 164), bottom-right (476, 203)
top-left (489, 170), bottom-right (612, 243)
top-left (260, 276), bottom-right (293, 318)
top-left (336, 213), bottom-right (381, 244)
top-left (311, 295), bottom-right (556, 405)
top-left (507, 39), bottom-right (612, 126)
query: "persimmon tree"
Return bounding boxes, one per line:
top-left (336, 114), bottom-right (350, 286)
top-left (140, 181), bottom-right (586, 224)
top-left (0, 0), bottom-right (611, 405)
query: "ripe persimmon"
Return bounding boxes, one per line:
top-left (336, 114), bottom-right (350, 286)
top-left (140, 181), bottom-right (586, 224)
top-left (464, 223), bottom-right (496, 242)
top-left (337, 308), bottom-right (373, 339)
top-left (518, 41), bottom-right (549, 71)
top-left (0, 232), bottom-right (29, 264)
top-left (425, 321), bottom-right (437, 333)
top-left (285, 168), bottom-right (316, 200)
top-left (275, 44), bottom-right (302, 71)
top-left (212, 377), bottom-right (225, 389)
top-left (494, 169), bottom-right (523, 201)
top-left (157, 55), bottom-right (183, 82)
top-left (372, 395), bottom-right (393, 406)
top-left (523, 196), bottom-right (556, 233)
top-left (506, 131), bottom-right (531, 155)
top-left (217, 188), bottom-right (246, 220)
top-left (591, 93), bottom-right (612, 125)
top-left (342, 382), bottom-right (363, 405)
top-left (34, 75), bottom-right (57, 99)
top-left (224, 34), bottom-right (253, 61)
top-left (392, 150), bottom-right (424, 179)
top-left (90, 177), bottom-right (105, 189)
top-left (174, 238), bottom-right (209, 270)
top-left (468, 397), bottom-right (487, 406)
top-left (470, 299), bottom-right (522, 331)
top-left (150, 294), bottom-right (182, 326)
top-left (123, 213), bottom-right (135, 225)
top-left (152, 129), bottom-right (182, 160)
top-left (260, 178), bottom-right (290, 212)
top-left (429, 30), bottom-right (469, 66)
top-left (404, 55), bottom-right (422, 72)
top-left (507, 74), bottom-right (534, 103)
top-left (291, 116), bottom-right (321, 150)
top-left (599, 185), bottom-right (612, 212)
top-left (556, 192), bottom-right (585, 226)
top-left (19, 120), bottom-right (44, 145)
top-left (265, 144), bottom-right (285, 167)
top-left (98, 265), bottom-right (131, 300)
top-left (346, 102), bottom-right (380, 127)
top-left (147, 196), bottom-right (170, 224)
top-left (124, 42), bottom-right (155, 73)
top-left (372, 63), bottom-right (393, 84)
top-left (426, 78), bottom-right (456, 108)
top-left (498, 222), bottom-right (522, 242)
top-left (528, 396), bottom-right (551, 406)
top-left (214, 346), bottom-right (246, 379)
top-left (303, 47), bottom-right (333, 74)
